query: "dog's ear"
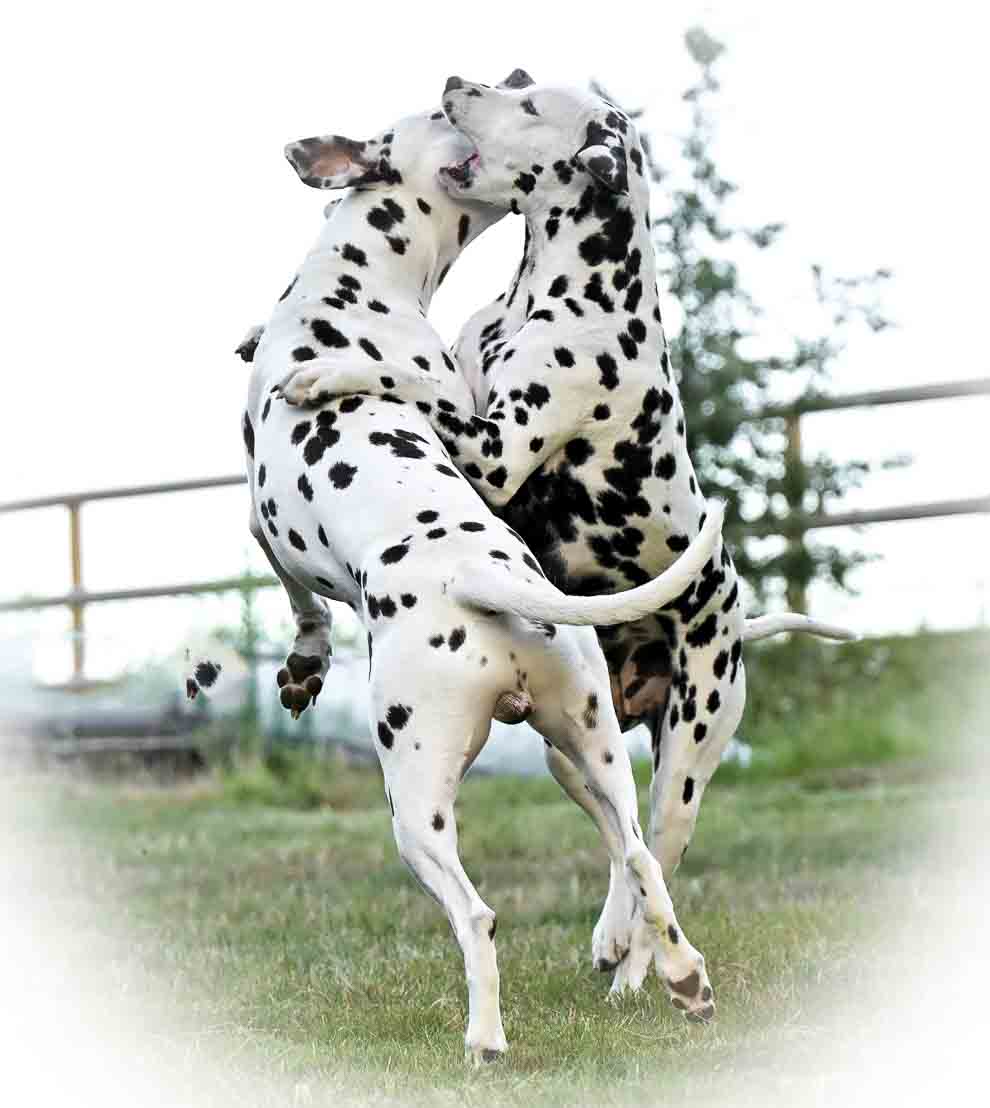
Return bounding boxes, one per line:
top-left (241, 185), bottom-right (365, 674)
top-left (284, 135), bottom-right (383, 190)
top-left (497, 68), bottom-right (534, 90)
top-left (574, 143), bottom-right (628, 193)
top-left (574, 119), bottom-right (629, 194)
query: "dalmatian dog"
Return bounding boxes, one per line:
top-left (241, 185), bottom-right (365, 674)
top-left (244, 101), bottom-right (728, 1060)
top-left (276, 74), bottom-right (854, 995)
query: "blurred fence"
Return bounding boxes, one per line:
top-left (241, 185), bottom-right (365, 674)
top-left (2, 377), bottom-right (989, 691)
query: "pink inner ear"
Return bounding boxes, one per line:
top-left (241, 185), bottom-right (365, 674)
top-left (310, 147), bottom-right (354, 178)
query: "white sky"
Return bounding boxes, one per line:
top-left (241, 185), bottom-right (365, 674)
top-left (2, 1), bottom-right (989, 682)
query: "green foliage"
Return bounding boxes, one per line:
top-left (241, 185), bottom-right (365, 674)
top-left (601, 29), bottom-right (899, 603)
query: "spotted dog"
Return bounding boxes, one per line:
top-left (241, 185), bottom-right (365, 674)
top-left (276, 75), bottom-right (854, 994)
top-left (244, 103), bottom-right (726, 1060)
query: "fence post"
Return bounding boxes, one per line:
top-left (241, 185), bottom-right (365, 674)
top-left (68, 501), bottom-right (85, 683)
top-left (784, 412), bottom-right (808, 612)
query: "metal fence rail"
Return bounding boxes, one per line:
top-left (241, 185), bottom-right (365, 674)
top-left (2, 376), bottom-right (988, 686)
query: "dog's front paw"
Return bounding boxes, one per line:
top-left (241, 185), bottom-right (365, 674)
top-left (274, 368), bottom-right (329, 407)
top-left (277, 651), bottom-right (328, 718)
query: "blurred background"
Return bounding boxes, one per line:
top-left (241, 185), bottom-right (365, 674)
top-left (1, 3), bottom-right (986, 781)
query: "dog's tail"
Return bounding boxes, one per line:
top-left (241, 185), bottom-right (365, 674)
top-left (743, 613), bottom-right (857, 642)
top-left (451, 502), bottom-right (724, 627)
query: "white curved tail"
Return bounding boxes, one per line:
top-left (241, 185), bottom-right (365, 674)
top-left (743, 613), bottom-right (857, 642)
top-left (452, 502), bottom-right (725, 627)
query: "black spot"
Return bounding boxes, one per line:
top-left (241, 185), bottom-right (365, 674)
top-left (427, 527), bottom-right (447, 540)
top-left (359, 338), bottom-right (383, 360)
top-left (292, 346), bottom-right (317, 362)
top-left (548, 275), bottom-right (568, 297)
top-left (377, 722), bottom-right (394, 748)
top-left (288, 529), bottom-right (307, 551)
top-left (435, 464), bottom-right (459, 478)
top-left (257, 463), bottom-right (267, 488)
top-left (369, 431), bottom-right (426, 460)
top-left (593, 404), bottom-right (611, 420)
top-left (565, 438), bottom-right (594, 466)
top-left (682, 777), bottom-right (695, 804)
top-left (387, 704), bottom-right (412, 730)
top-left (686, 613), bottom-right (718, 648)
top-left (297, 473), bottom-right (314, 501)
top-left (368, 300), bottom-right (389, 314)
top-left (312, 318), bottom-right (349, 348)
top-left (554, 347), bottom-right (575, 367)
top-left (655, 454), bottom-right (676, 480)
top-left (417, 198), bottom-right (432, 214)
top-left (317, 525), bottom-right (329, 547)
top-left (193, 661), bottom-right (221, 688)
top-left (458, 213), bottom-right (471, 245)
top-left (329, 461), bottom-right (357, 488)
top-left (386, 235), bottom-right (406, 254)
top-left (597, 352), bottom-right (619, 390)
top-left (342, 243), bottom-right (367, 267)
top-left (242, 413), bottom-right (255, 458)
top-left (520, 98), bottom-right (539, 116)
top-left (418, 510), bottom-right (439, 523)
top-left (400, 593), bottom-right (417, 608)
top-left (514, 172), bottom-right (536, 194)
top-left (448, 626), bottom-right (466, 652)
top-left (618, 332), bottom-right (638, 360)
top-left (583, 693), bottom-right (599, 729)
top-left (429, 634), bottom-right (445, 648)
top-left (381, 543), bottom-right (409, 564)
top-left (432, 812), bottom-right (445, 831)
top-left (694, 723), bottom-right (708, 743)
top-left (668, 925), bottom-right (679, 944)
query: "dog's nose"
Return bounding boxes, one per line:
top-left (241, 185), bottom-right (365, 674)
top-left (444, 75), bottom-right (465, 93)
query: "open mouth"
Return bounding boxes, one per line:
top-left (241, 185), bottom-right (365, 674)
top-left (439, 149), bottom-right (480, 187)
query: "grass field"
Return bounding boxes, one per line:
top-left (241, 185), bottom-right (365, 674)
top-left (6, 631), bottom-right (988, 1106)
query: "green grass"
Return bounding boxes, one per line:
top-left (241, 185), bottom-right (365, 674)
top-left (9, 629), bottom-right (987, 1105)
top-left (11, 764), bottom-right (979, 1106)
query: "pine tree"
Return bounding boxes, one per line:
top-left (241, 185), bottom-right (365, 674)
top-left (597, 28), bottom-right (894, 606)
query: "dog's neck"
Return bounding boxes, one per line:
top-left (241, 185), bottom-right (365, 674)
top-left (300, 188), bottom-right (481, 311)
top-left (507, 185), bottom-right (663, 344)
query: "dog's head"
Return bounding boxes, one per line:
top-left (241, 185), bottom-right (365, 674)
top-left (285, 109), bottom-right (469, 194)
top-left (438, 72), bottom-right (646, 212)
top-left (284, 108), bottom-right (507, 265)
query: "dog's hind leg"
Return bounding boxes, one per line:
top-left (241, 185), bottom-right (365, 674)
top-left (542, 742), bottom-right (635, 973)
top-left (648, 625), bottom-right (747, 882)
top-left (531, 638), bottom-right (715, 1020)
top-left (369, 672), bottom-right (507, 1064)
top-left (248, 511), bottom-right (332, 716)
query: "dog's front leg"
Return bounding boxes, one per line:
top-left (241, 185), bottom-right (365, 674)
top-left (275, 359), bottom-right (452, 409)
top-left (276, 361), bottom-right (587, 510)
top-left (248, 512), bottom-right (333, 717)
